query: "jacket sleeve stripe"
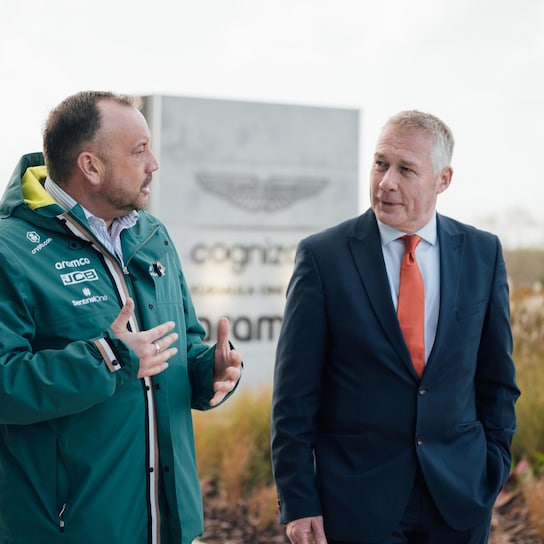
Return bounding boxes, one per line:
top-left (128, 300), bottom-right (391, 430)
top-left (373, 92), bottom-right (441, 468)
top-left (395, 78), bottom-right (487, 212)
top-left (95, 337), bottom-right (123, 373)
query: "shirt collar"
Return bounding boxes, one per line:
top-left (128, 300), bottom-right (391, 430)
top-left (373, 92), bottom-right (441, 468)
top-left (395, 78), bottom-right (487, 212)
top-left (44, 176), bottom-right (139, 226)
top-left (377, 213), bottom-right (438, 247)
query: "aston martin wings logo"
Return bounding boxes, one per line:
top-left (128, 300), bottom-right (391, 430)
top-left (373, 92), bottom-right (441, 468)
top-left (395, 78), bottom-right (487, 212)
top-left (196, 173), bottom-right (329, 212)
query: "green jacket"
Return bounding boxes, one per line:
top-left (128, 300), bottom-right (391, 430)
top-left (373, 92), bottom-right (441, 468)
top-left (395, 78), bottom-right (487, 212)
top-left (0, 153), bottom-right (223, 543)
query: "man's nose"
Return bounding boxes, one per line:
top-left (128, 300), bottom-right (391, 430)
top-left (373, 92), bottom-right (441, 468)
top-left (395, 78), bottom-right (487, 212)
top-left (379, 168), bottom-right (398, 190)
top-left (148, 150), bottom-right (160, 173)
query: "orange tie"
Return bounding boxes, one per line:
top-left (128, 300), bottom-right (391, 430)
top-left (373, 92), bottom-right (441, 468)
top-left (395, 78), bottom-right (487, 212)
top-left (397, 235), bottom-right (425, 378)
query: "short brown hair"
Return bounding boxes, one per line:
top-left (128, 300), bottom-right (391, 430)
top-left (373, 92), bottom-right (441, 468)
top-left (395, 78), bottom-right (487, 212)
top-left (43, 91), bottom-right (137, 184)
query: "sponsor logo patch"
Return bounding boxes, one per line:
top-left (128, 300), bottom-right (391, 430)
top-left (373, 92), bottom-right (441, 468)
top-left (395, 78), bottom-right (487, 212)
top-left (55, 258), bottom-right (91, 270)
top-left (72, 287), bottom-right (109, 307)
top-left (27, 231), bottom-right (40, 243)
top-left (27, 231), bottom-right (53, 254)
top-left (60, 268), bottom-right (99, 286)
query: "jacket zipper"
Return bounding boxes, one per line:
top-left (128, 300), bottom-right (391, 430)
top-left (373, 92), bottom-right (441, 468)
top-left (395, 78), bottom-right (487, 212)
top-left (58, 212), bottom-right (162, 543)
top-left (58, 503), bottom-right (66, 532)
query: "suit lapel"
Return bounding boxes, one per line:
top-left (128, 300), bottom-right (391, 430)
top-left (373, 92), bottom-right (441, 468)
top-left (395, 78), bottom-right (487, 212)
top-left (347, 210), bottom-right (409, 365)
top-left (426, 215), bottom-right (464, 372)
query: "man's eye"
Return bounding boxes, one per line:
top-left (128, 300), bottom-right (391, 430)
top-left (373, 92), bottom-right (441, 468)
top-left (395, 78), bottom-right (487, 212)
top-left (374, 161), bottom-right (387, 170)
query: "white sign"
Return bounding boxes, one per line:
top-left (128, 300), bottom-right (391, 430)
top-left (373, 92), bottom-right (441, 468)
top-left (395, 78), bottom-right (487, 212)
top-left (142, 95), bottom-right (359, 386)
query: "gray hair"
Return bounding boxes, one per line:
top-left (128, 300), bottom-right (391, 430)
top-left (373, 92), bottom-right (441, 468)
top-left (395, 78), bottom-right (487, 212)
top-left (381, 110), bottom-right (455, 173)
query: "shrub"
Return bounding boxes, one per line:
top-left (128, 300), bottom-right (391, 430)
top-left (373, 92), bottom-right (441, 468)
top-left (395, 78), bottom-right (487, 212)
top-left (510, 283), bottom-right (544, 462)
top-left (193, 386), bottom-right (275, 525)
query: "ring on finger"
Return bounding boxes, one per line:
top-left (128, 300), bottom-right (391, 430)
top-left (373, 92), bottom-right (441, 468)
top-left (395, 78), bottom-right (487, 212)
top-left (153, 341), bottom-right (161, 355)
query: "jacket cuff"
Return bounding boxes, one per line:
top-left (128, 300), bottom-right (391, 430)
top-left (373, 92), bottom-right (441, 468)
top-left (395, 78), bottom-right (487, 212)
top-left (94, 337), bottom-right (123, 373)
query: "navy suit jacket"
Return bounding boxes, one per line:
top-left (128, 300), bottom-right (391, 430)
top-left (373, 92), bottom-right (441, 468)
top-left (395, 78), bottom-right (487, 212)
top-left (271, 209), bottom-right (519, 541)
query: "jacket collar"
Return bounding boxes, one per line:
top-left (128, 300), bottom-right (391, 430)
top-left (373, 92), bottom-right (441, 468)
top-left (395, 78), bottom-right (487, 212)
top-left (425, 215), bottom-right (464, 372)
top-left (347, 209), bottom-right (410, 367)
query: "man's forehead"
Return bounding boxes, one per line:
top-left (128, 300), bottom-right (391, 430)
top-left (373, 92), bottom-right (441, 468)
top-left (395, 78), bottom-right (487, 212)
top-left (99, 101), bottom-right (150, 137)
top-left (375, 127), bottom-right (432, 159)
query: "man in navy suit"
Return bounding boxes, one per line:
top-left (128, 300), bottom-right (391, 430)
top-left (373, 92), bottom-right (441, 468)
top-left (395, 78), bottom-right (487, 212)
top-left (271, 110), bottom-right (519, 544)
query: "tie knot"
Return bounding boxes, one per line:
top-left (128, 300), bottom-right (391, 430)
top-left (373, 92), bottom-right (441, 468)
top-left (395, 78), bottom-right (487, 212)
top-left (401, 234), bottom-right (422, 254)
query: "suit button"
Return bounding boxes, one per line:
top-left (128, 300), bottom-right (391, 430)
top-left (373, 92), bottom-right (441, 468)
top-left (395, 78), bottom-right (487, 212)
top-left (418, 386), bottom-right (427, 395)
top-left (416, 437), bottom-right (423, 446)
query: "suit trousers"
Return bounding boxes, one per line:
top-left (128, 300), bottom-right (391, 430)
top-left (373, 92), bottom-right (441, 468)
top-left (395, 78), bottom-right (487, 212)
top-left (328, 467), bottom-right (492, 544)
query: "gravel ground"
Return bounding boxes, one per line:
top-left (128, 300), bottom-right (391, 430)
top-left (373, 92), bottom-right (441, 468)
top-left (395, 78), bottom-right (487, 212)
top-left (195, 486), bottom-right (542, 544)
top-left (489, 488), bottom-right (543, 544)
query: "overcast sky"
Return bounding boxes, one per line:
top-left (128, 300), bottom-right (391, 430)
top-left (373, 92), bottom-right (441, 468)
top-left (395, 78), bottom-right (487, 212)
top-left (1, 0), bottom-right (543, 247)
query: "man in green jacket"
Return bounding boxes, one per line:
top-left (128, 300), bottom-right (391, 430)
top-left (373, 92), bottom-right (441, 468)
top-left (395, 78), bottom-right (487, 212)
top-left (0, 91), bottom-right (243, 544)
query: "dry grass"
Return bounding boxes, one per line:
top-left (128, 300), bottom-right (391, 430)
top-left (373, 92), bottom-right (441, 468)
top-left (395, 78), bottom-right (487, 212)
top-left (193, 387), bottom-right (275, 524)
top-left (510, 283), bottom-right (544, 462)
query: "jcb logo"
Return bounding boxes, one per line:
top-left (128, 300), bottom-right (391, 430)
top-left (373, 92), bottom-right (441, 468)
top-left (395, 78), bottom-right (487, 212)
top-left (60, 269), bottom-right (99, 286)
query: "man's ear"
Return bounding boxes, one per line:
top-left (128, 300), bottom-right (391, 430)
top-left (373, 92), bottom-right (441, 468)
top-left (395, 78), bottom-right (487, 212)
top-left (76, 151), bottom-right (103, 186)
top-left (437, 166), bottom-right (453, 195)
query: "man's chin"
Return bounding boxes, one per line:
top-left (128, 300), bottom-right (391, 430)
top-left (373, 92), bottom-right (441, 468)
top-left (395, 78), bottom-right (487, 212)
top-left (136, 194), bottom-right (150, 210)
top-left (376, 206), bottom-right (400, 220)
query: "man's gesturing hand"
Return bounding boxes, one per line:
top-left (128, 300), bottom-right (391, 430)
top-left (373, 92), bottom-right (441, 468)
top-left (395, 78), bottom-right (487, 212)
top-left (210, 317), bottom-right (242, 406)
top-left (110, 298), bottom-right (178, 378)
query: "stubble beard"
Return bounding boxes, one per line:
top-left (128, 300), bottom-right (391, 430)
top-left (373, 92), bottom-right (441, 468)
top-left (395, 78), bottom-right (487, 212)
top-left (98, 174), bottom-right (152, 214)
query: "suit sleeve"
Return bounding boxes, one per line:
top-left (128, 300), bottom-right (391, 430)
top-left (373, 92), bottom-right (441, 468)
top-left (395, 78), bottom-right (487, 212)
top-left (271, 239), bottom-right (328, 523)
top-left (476, 237), bottom-right (520, 488)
